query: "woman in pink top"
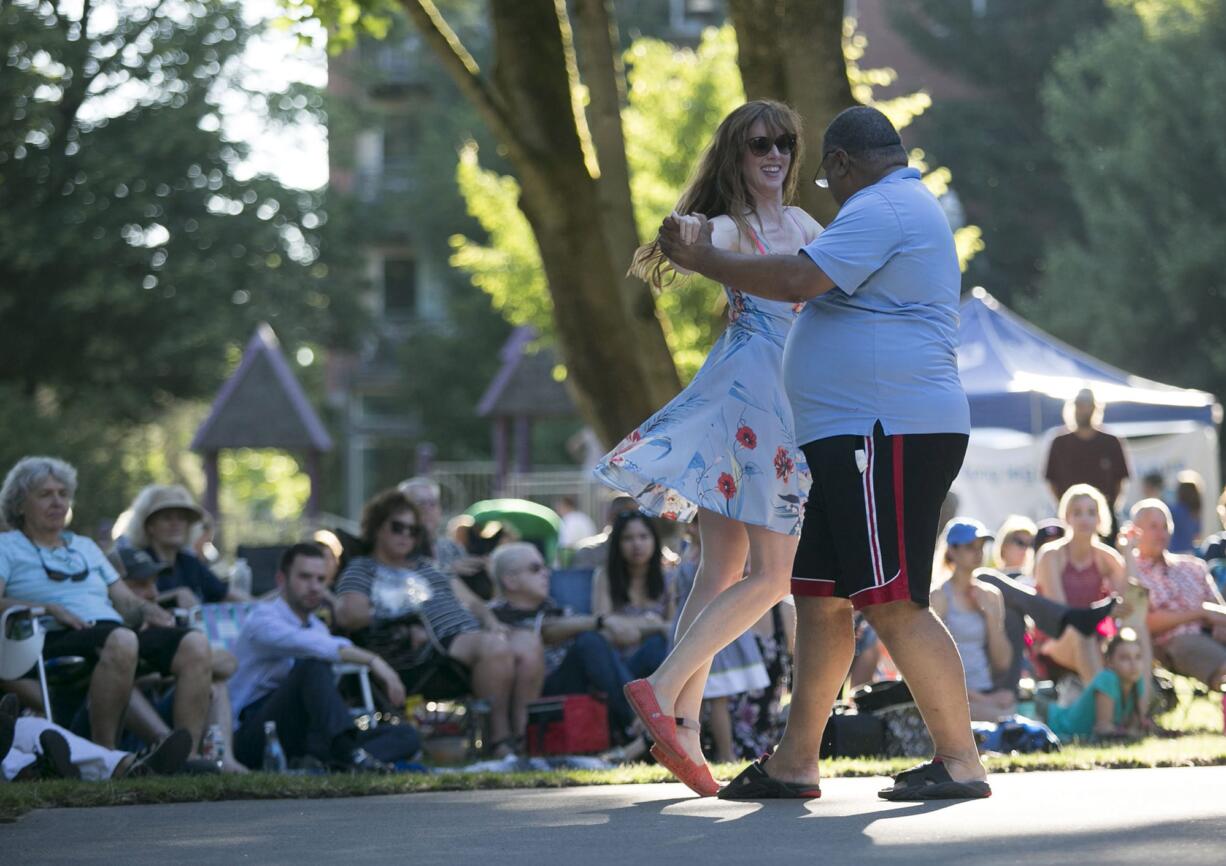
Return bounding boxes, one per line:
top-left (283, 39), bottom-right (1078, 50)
top-left (1034, 484), bottom-right (1127, 683)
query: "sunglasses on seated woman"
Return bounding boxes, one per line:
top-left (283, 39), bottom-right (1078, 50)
top-left (746, 133), bottom-right (797, 157)
top-left (37, 546), bottom-right (90, 582)
top-left (389, 519), bottom-right (422, 538)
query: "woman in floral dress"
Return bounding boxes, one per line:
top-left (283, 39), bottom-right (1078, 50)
top-left (593, 100), bottom-right (821, 791)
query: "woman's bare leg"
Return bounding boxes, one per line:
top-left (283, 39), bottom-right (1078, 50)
top-left (507, 630), bottom-right (545, 740)
top-left (651, 517), bottom-right (798, 764)
top-left (449, 631), bottom-right (516, 748)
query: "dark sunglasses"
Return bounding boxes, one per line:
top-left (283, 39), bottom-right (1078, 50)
top-left (389, 519), bottom-right (422, 538)
top-left (1006, 535), bottom-right (1034, 548)
top-left (37, 546), bottom-right (90, 582)
top-left (746, 134), bottom-right (797, 157)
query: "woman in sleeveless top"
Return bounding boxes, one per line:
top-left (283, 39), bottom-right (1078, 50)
top-left (592, 101), bottom-right (822, 794)
top-left (590, 511), bottom-right (674, 676)
top-left (931, 520), bottom-right (1016, 721)
top-left (1035, 484), bottom-right (1128, 684)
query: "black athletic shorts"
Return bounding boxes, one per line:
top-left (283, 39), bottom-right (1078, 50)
top-left (40, 621), bottom-right (192, 677)
top-left (792, 422), bottom-right (967, 610)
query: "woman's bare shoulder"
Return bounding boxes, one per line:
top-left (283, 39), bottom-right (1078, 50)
top-left (1095, 542), bottom-right (1125, 567)
top-left (1036, 541), bottom-right (1066, 565)
top-left (785, 206), bottom-right (824, 241)
top-left (708, 214), bottom-right (743, 252)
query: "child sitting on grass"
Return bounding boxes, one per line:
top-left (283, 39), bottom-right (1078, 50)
top-left (1043, 628), bottom-right (1150, 741)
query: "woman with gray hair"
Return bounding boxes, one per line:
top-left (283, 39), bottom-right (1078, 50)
top-left (0, 456), bottom-right (211, 755)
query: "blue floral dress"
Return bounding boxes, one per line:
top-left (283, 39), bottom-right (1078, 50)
top-left (593, 228), bottom-right (811, 536)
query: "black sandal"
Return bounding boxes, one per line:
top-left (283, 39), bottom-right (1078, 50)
top-left (717, 754), bottom-right (822, 801)
top-left (878, 759), bottom-right (991, 801)
top-left (120, 729), bottom-right (192, 779)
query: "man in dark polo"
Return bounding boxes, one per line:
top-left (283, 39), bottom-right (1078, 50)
top-left (659, 105), bottom-right (988, 801)
top-left (1045, 387), bottom-right (1131, 539)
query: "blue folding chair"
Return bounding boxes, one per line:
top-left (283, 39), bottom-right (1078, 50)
top-left (549, 568), bottom-right (594, 615)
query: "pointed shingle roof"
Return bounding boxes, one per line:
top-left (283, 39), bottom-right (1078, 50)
top-left (477, 326), bottom-right (576, 418)
top-left (191, 323), bottom-right (333, 452)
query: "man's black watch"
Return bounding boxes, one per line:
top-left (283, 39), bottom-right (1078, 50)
top-left (594, 614), bottom-right (605, 632)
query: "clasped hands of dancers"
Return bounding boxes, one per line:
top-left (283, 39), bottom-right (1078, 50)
top-left (593, 102), bottom-right (992, 802)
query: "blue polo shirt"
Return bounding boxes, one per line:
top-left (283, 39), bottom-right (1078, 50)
top-left (0, 530), bottom-right (122, 626)
top-left (787, 167), bottom-right (969, 444)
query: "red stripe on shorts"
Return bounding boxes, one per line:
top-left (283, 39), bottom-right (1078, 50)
top-left (892, 434), bottom-right (910, 593)
top-left (851, 434), bottom-right (912, 610)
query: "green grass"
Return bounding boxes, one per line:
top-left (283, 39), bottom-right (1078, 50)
top-left (2, 686), bottom-right (1221, 822)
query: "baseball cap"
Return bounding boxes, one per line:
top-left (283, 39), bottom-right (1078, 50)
top-left (944, 518), bottom-right (993, 546)
top-left (119, 547), bottom-right (172, 582)
top-left (1033, 518), bottom-right (1066, 551)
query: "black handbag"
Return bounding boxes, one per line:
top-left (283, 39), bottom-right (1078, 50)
top-left (851, 679), bottom-right (914, 713)
top-left (820, 705), bottom-right (886, 758)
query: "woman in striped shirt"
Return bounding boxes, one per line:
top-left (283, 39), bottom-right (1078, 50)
top-left (335, 489), bottom-right (543, 757)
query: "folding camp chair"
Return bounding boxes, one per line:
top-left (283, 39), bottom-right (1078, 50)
top-left (0, 606), bottom-right (53, 722)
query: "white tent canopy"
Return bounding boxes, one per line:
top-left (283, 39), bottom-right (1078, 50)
top-left (952, 289), bottom-right (1221, 532)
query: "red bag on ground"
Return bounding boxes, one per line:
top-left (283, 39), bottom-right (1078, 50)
top-left (525, 694), bottom-right (609, 756)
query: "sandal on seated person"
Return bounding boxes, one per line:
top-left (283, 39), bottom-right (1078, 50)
top-left (877, 758), bottom-right (991, 801)
top-left (117, 729), bottom-right (192, 779)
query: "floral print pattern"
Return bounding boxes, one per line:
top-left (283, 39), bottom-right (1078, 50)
top-left (594, 263), bottom-right (811, 535)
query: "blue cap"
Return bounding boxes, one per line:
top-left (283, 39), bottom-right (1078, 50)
top-left (944, 518), bottom-right (994, 546)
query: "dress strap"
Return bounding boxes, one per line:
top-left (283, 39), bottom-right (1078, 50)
top-left (744, 222), bottom-right (770, 256)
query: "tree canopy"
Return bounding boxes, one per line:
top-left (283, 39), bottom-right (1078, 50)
top-left (450, 21), bottom-right (982, 381)
top-left (0, 0), bottom-right (365, 527)
top-left (1029, 0), bottom-right (1226, 415)
top-left (890, 0), bottom-right (1111, 305)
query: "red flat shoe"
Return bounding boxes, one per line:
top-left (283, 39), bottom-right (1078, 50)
top-left (650, 744), bottom-right (721, 798)
top-left (624, 679), bottom-right (684, 762)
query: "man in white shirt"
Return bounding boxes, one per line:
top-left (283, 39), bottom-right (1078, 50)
top-left (229, 543), bottom-right (408, 771)
top-left (555, 495), bottom-right (597, 550)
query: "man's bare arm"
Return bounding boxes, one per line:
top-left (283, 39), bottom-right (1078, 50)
top-left (658, 214), bottom-right (836, 302)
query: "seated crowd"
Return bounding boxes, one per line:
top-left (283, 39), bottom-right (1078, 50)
top-left (3, 450), bottom-right (1226, 783)
top-left (930, 480), bottom-right (1226, 740)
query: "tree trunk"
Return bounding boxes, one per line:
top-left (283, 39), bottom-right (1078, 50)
top-left (397, 0), bottom-right (857, 443)
top-left (728, 0), bottom-right (856, 224)
top-left (570, 0), bottom-right (680, 410)
top-left (402, 0), bottom-right (680, 447)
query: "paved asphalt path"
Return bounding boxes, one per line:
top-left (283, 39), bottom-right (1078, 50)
top-left (3, 766), bottom-right (1223, 865)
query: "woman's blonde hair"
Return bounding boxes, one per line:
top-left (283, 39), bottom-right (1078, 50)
top-left (1058, 483), bottom-right (1112, 537)
top-left (629, 100), bottom-right (804, 290)
top-left (991, 514), bottom-right (1038, 571)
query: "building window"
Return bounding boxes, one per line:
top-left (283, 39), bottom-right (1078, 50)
top-left (383, 114), bottom-right (419, 171)
top-left (383, 256), bottom-right (418, 319)
top-left (671, 0), bottom-right (723, 34)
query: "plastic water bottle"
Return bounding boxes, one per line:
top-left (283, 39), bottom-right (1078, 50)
top-left (201, 723), bottom-right (226, 771)
top-left (262, 720), bottom-right (287, 773)
top-left (231, 558), bottom-right (253, 597)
